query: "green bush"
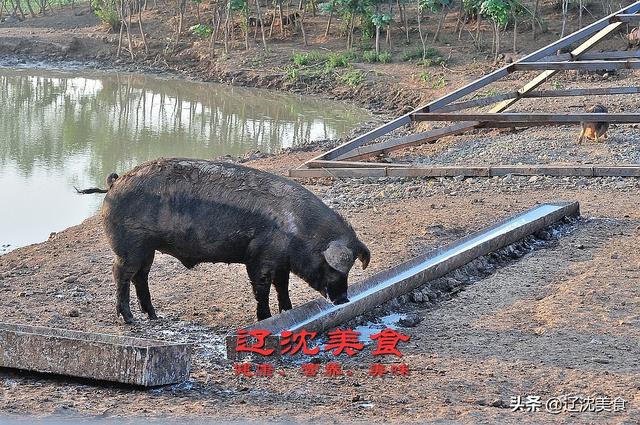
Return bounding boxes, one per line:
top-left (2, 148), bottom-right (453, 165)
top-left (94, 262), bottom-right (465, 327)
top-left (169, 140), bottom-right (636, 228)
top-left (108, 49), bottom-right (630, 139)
top-left (378, 52), bottom-right (392, 63)
top-left (340, 69), bottom-right (364, 86)
top-left (402, 48), bottom-right (423, 62)
top-left (325, 52), bottom-right (351, 69)
top-left (189, 24), bottom-right (213, 38)
top-left (92, 0), bottom-right (120, 31)
top-left (362, 50), bottom-right (378, 63)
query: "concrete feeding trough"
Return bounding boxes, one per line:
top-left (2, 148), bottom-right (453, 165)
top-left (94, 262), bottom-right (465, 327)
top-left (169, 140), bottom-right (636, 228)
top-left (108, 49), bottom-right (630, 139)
top-left (0, 323), bottom-right (192, 386)
top-left (227, 201), bottom-right (579, 358)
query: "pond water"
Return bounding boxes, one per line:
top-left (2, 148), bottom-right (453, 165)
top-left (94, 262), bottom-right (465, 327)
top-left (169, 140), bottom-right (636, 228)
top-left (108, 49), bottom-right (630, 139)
top-left (0, 68), bottom-right (370, 253)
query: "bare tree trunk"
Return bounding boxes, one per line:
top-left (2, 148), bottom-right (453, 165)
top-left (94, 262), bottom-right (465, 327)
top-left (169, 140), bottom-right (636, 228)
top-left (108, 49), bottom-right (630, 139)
top-left (255, 0), bottom-right (268, 50)
top-left (417, 10), bottom-right (427, 58)
top-left (269, 5), bottom-right (276, 37)
top-left (512, 9), bottom-right (517, 53)
top-left (558, 0), bottom-right (568, 54)
top-left (126, 0), bottom-right (135, 59)
top-left (117, 11), bottom-right (125, 56)
top-left (324, 0), bottom-right (334, 36)
top-left (278, 1), bottom-right (284, 35)
top-left (138, 3), bottom-right (148, 53)
top-left (223, 0), bottom-right (230, 53)
top-left (210, 4), bottom-right (220, 55)
top-left (494, 21), bottom-right (500, 62)
top-left (386, 0), bottom-right (392, 48)
top-left (299, 4), bottom-right (307, 46)
top-left (532, 0), bottom-right (539, 40)
top-left (433, 7), bottom-right (447, 42)
top-left (24, 0), bottom-right (36, 18)
top-left (396, 0), bottom-right (409, 44)
top-left (245, 0), bottom-right (250, 48)
top-left (476, 12), bottom-right (481, 48)
top-left (578, 0), bottom-right (583, 28)
top-left (12, 0), bottom-right (26, 20)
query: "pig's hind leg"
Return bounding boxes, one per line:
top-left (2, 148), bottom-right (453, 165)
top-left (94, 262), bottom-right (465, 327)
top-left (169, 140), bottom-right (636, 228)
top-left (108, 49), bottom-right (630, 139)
top-left (132, 252), bottom-right (158, 320)
top-left (113, 255), bottom-right (140, 324)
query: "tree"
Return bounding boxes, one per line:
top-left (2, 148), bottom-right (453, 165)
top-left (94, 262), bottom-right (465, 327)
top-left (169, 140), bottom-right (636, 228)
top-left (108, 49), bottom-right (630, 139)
top-left (480, 0), bottom-right (510, 61)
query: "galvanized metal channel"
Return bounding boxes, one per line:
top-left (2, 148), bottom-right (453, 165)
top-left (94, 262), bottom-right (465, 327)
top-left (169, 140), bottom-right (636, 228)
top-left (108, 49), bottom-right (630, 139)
top-left (0, 323), bottom-right (192, 386)
top-left (227, 201), bottom-right (579, 358)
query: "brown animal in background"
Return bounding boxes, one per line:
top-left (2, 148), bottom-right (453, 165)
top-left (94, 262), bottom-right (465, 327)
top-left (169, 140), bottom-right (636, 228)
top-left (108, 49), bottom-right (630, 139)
top-left (628, 27), bottom-right (640, 48)
top-left (578, 104), bottom-right (609, 143)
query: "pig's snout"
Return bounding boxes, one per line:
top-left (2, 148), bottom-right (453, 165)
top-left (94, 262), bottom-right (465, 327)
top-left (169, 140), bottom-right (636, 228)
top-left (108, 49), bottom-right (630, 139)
top-left (332, 294), bottom-right (350, 305)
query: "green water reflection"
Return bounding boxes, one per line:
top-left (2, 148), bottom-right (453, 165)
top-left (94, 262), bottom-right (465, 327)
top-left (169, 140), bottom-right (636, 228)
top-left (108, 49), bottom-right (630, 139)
top-left (0, 68), bottom-right (369, 252)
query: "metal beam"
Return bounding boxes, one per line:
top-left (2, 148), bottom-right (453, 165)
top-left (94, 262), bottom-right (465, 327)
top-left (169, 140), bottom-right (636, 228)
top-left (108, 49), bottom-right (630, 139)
top-left (514, 60), bottom-right (640, 71)
top-left (309, 2), bottom-right (640, 163)
top-left (412, 113), bottom-right (640, 123)
top-left (335, 122), bottom-right (477, 161)
top-left (615, 13), bottom-right (640, 22)
top-left (539, 50), bottom-right (640, 61)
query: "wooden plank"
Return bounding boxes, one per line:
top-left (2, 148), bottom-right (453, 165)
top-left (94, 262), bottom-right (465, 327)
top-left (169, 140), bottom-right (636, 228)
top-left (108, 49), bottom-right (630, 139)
top-left (307, 160), bottom-right (410, 168)
top-left (490, 165), bottom-right (594, 176)
top-left (387, 166), bottom-right (490, 177)
top-left (289, 167), bottom-right (388, 178)
top-left (514, 60), bottom-right (640, 71)
top-left (412, 113), bottom-right (640, 123)
top-left (290, 165), bottom-right (640, 179)
top-left (0, 323), bottom-right (191, 386)
top-left (593, 166), bottom-right (640, 176)
top-left (335, 122), bottom-right (478, 161)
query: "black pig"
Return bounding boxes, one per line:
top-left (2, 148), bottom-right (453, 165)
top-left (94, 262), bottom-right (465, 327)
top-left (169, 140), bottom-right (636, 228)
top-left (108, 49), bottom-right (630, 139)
top-left (77, 158), bottom-right (370, 324)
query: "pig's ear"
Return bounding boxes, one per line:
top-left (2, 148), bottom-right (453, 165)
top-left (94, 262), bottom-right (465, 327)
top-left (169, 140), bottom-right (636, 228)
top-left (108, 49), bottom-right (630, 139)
top-left (323, 241), bottom-right (354, 274)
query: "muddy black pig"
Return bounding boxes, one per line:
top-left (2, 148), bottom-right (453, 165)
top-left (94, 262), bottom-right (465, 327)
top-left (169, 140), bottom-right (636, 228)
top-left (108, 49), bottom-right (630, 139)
top-left (77, 158), bottom-right (370, 324)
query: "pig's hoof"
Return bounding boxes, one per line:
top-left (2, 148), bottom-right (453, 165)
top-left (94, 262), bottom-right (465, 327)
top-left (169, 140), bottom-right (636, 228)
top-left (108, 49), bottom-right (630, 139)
top-left (119, 312), bottom-right (136, 324)
top-left (148, 311), bottom-right (158, 320)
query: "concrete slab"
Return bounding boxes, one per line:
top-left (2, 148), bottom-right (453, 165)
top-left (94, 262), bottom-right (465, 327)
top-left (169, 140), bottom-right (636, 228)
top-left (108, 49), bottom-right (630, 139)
top-left (0, 323), bottom-right (191, 386)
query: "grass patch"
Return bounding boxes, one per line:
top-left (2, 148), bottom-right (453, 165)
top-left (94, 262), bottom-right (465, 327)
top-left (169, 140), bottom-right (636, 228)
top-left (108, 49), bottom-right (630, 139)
top-left (362, 50), bottom-right (392, 63)
top-left (418, 71), bottom-right (447, 89)
top-left (339, 69), bottom-right (365, 86)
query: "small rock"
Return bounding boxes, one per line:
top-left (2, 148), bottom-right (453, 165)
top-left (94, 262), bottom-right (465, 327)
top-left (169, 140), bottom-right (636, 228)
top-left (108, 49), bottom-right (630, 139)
top-left (398, 315), bottom-right (422, 328)
top-left (411, 292), bottom-right (424, 303)
top-left (68, 309), bottom-right (80, 318)
top-left (63, 275), bottom-right (78, 283)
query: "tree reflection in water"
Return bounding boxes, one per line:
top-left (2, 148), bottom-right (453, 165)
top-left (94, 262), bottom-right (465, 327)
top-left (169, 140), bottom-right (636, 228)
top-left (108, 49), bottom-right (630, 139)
top-left (0, 69), bottom-right (369, 251)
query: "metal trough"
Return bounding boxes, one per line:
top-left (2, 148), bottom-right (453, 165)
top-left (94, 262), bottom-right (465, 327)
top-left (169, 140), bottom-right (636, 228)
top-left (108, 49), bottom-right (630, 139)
top-left (0, 323), bottom-right (192, 386)
top-left (227, 201), bottom-right (579, 358)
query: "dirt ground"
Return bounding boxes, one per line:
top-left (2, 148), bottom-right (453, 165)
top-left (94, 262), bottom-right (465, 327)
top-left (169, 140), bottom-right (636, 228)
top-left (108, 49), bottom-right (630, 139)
top-left (1, 152), bottom-right (640, 422)
top-left (1, 3), bottom-right (640, 423)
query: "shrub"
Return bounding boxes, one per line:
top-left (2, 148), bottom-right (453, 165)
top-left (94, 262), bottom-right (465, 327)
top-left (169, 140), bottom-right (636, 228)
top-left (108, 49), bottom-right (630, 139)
top-left (92, 0), bottom-right (120, 31)
top-left (189, 24), bottom-right (213, 38)
top-left (362, 50), bottom-right (378, 63)
top-left (340, 69), bottom-right (364, 86)
top-left (378, 52), bottom-right (392, 63)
